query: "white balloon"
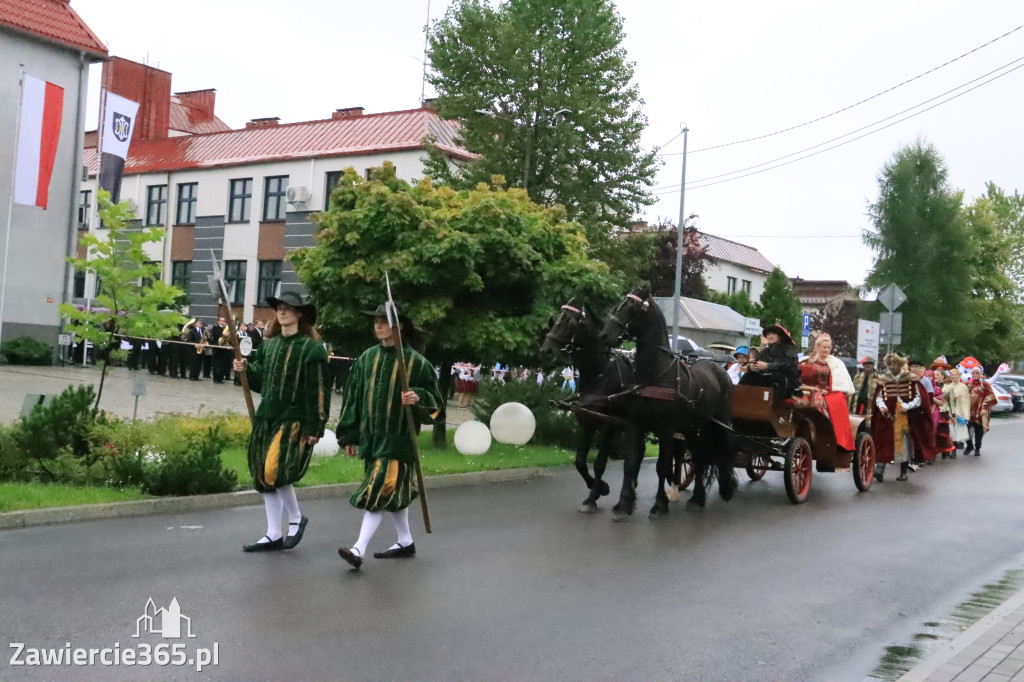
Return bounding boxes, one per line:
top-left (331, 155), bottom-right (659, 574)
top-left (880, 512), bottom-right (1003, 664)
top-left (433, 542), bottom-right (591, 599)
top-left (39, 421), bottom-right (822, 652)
top-left (454, 420), bottom-right (492, 455)
top-left (312, 430), bottom-right (340, 456)
top-left (489, 402), bottom-right (536, 445)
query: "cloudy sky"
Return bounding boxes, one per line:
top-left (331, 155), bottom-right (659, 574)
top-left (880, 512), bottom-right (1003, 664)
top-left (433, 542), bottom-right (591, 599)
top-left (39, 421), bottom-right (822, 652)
top-left (72, 0), bottom-right (1024, 287)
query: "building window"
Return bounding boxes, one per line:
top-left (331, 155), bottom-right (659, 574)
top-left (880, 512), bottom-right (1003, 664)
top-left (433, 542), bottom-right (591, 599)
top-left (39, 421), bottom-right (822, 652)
top-left (146, 185), bottom-right (168, 226)
top-left (262, 176), bottom-right (289, 221)
top-left (73, 270), bottom-right (86, 298)
top-left (228, 178), bottom-right (253, 223)
top-left (365, 168), bottom-right (373, 180)
top-left (727, 276), bottom-right (737, 295)
top-left (77, 190), bottom-right (91, 230)
top-left (224, 260), bottom-right (247, 305)
top-left (324, 171), bottom-right (343, 210)
top-left (140, 261), bottom-right (160, 289)
top-left (741, 279), bottom-right (752, 296)
top-left (176, 182), bottom-right (197, 225)
top-left (258, 260), bottom-right (282, 303)
top-left (171, 261), bottom-right (191, 291)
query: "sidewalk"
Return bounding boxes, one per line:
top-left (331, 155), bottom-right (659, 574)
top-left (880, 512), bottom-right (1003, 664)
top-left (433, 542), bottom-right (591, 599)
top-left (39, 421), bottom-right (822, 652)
top-left (899, 588), bottom-right (1024, 682)
top-left (0, 364), bottom-right (475, 426)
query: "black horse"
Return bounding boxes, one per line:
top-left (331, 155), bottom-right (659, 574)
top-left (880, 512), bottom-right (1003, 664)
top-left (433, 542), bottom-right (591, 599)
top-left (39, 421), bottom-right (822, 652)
top-left (540, 299), bottom-right (642, 513)
top-left (600, 289), bottom-right (737, 517)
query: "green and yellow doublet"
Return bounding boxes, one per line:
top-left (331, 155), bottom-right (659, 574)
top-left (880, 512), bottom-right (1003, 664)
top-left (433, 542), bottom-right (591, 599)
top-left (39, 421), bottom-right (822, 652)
top-left (336, 344), bottom-right (443, 512)
top-left (245, 333), bottom-right (330, 493)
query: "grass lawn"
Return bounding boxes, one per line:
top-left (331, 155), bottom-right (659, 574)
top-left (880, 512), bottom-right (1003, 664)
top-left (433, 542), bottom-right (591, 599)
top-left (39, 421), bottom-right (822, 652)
top-left (1, 432), bottom-right (576, 513)
top-left (0, 482), bottom-right (147, 513)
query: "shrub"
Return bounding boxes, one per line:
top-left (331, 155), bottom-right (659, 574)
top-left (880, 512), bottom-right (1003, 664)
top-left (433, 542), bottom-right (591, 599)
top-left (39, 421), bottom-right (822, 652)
top-left (470, 379), bottom-right (579, 448)
top-left (1, 336), bottom-right (53, 365)
top-left (16, 385), bottom-right (104, 478)
top-left (107, 425), bottom-right (237, 496)
top-left (0, 423), bottom-right (30, 481)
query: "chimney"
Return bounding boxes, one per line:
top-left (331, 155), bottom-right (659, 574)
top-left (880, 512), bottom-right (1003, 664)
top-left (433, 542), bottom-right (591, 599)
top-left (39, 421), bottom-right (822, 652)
top-left (245, 117), bottom-right (280, 129)
top-left (175, 89), bottom-right (216, 120)
top-left (101, 57), bottom-right (172, 142)
top-left (421, 98), bottom-right (439, 111)
top-left (332, 107), bottom-right (364, 120)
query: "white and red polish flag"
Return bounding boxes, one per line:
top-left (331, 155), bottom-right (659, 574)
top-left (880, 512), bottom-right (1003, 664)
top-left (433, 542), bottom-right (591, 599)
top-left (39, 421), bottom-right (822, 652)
top-left (13, 74), bottom-right (64, 210)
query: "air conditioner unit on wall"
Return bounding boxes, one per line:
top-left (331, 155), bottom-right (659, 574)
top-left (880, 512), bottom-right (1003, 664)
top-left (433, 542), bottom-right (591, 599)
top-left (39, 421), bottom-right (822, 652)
top-left (286, 186), bottom-right (311, 204)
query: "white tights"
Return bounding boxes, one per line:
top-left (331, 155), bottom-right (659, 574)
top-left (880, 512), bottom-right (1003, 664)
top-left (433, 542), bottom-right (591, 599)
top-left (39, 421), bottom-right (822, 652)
top-left (351, 508), bottom-right (414, 555)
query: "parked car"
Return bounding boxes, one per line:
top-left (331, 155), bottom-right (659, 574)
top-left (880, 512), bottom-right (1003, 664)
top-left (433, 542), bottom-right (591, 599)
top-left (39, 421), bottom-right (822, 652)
top-left (993, 379), bottom-right (1024, 412)
top-left (990, 383), bottom-right (1015, 414)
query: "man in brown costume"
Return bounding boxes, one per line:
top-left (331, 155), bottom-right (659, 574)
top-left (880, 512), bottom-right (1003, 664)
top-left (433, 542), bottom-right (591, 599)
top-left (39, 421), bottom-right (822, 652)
top-left (870, 353), bottom-right (936, 482)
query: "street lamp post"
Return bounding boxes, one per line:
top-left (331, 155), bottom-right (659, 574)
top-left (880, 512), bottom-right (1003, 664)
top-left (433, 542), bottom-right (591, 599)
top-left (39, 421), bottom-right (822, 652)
top-left (670, 124), bottom-right (689, 352)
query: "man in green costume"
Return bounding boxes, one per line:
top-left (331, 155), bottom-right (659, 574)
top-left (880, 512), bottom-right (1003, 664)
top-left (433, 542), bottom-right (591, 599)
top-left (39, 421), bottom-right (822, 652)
top-left (336, 304), bottom-right (443, 569)
top-left (233, 292), bottom-right (331, 552)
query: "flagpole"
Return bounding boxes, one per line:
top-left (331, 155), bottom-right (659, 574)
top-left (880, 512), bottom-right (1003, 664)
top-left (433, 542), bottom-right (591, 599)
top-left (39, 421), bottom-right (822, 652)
top-left (0, 65), bottom-right (26, 358)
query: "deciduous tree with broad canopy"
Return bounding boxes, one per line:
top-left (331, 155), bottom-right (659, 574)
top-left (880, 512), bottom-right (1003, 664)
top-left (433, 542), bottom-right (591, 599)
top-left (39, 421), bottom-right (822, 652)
top-left (289, 164), bottom-right (620, 445)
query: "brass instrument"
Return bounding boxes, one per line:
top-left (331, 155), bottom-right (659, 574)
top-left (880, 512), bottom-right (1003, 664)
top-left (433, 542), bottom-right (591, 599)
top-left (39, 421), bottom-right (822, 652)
top-left (180, 318), bottom-right (196, 341)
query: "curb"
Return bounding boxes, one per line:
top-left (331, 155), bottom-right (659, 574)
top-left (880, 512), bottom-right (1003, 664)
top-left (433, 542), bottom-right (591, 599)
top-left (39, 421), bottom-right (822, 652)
top-left (898, 587), bottom-right (1024, 681)
top-left (0, 467), bottom-right (549, 531)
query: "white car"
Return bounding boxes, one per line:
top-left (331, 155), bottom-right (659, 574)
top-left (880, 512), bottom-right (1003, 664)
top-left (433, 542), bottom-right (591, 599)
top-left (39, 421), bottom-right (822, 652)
top-left (990, 383), bottom-right (1014, 414)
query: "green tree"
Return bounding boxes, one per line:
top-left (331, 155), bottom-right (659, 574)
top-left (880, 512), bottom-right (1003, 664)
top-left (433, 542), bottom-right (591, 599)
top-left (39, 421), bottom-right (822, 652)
top-left (864, 141), bottom-right (968, 359)
top-left (58, 190), bottom-right (186, 410)
top-left (759, 267), bottom-right (802, 344)
top-left (634, 218), bottom-right (710, 298)
top-left (956, 184), bottom-right (1024, 365)
top-left (425, 0), bottom-right (657, 242)
top-left (290, 164), bottom-right (620, 446)
top-left (706, 289), bottom-right (761, 318)
top-left (809, 300), bottom-right (860, 357)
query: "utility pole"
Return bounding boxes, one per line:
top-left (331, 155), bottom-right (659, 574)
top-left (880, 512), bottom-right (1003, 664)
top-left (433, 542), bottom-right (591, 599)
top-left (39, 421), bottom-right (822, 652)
top-left (670, 124), bottom-right (689, 352)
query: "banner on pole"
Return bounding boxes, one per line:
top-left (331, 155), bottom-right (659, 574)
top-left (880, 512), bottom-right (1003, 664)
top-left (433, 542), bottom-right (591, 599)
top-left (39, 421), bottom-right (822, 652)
top-left (856, 319), bottom-right (881, 364)
top-left (98, 91), bottom-right (139, 204)
top-left (14, 75), bottom-right (64, 209)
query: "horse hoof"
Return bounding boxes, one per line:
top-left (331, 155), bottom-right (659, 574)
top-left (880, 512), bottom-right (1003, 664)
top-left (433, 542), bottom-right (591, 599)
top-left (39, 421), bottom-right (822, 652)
top-left (579, 501), bottom-right (598, 514)
top-left (612, 511), bottom-right (629, 522)
top-left (666, 486), bottom-right (680, 503)
top-left (685, 497), bottom-right (707, 510)
top-left (648, 505), bottom-right (668, 519)
top-left (598, 481), bottom-right (610, 496)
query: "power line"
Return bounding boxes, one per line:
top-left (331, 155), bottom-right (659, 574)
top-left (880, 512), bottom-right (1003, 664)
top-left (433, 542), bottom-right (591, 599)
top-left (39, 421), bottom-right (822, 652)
top-left (652, 59), bottom-right (1024, 195)
top-left (656, 23), bottom-right (1024, 156)
top-left (653, 55), bottom-right (1024, 192)
top-left (717, 234), bottom-right (861, 239)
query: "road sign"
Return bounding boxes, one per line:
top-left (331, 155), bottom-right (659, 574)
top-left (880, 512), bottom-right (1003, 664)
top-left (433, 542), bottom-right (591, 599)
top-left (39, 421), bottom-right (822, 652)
top-left (801, 335), bottom-right (810, 349)
top-left (880, 311), bottom-right (902, 346)
top-left (856, 319), bottom-right (880, 363)
top-left (877, 283), bottom-right (907, 311)
top-left (57, 334), bottom-right (72, 346)
top-left (743, 317), bottom-right (762, 337)
top-left (802, 312), bottom-right (811, 336)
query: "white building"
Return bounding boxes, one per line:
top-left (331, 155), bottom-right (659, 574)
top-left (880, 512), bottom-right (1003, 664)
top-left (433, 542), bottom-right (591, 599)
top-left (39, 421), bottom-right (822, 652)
top-left (78, 58), bottom-right (472, 324)
top-left (0, 0), bottom-right (106, 347)
top-left (699, 231), bottom-right (775, 302)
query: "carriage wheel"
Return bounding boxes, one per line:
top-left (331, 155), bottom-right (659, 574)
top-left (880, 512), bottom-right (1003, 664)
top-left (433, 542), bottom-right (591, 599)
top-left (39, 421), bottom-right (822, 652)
top-left (784, 437), bottom-right (813, 504)
top-left (745, 454), bottom-right (769, 481)
top-left (674, 454), bottom-right (695, 490)
top-left (852, 433), bottom-right (875, 492)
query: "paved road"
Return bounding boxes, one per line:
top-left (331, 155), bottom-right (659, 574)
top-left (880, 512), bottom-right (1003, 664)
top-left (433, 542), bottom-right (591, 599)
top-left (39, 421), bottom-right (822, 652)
top-left (2, 417), bottom-right (1023, 681)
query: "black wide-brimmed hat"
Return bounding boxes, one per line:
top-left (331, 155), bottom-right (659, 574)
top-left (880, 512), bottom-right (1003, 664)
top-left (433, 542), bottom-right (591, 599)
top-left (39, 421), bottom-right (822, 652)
top-left (266, 291), bottom-right (317, 325)
top-left (762, 322), bottom-right (795, 346)
top-left (362, 302), bottom-right (426, 348)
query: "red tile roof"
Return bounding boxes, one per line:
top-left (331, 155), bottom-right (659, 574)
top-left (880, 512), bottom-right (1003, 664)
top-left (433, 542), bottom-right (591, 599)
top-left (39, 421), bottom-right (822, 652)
top-left (790, 279), bottom-right (858, 305)
top-left (0, 0), bottom-right (107, 58)
top-left (169, 95), bottom-right (232, 135)
top-left (84, 107), bottom-right (472, 175)
top-left (699, 231), bottom-right (775, 273)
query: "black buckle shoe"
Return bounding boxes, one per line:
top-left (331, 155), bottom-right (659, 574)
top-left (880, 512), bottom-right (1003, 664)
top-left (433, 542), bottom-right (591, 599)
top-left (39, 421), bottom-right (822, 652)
top-left (338, 547), bottom-right (363, 569)
top-left (243, 536), bottom-right (283, 552)
top-left (282, 516), bottom-right (308, 550)
top-left (373, 543), bottom-right (416, 559)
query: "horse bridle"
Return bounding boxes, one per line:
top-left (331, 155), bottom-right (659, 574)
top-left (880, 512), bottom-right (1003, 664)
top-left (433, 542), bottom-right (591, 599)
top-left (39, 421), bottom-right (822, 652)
top-left (605, 293), bottom-right (648, 342)
top-left (544, 303), bottom-right (585, 354)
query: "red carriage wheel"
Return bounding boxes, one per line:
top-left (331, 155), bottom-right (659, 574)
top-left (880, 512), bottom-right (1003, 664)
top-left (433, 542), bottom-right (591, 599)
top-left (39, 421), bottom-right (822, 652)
top-left (745, 454), bottom-right (769, 481)
top-left (784, 437), bottom-right (813, 504)
top-left (852, 433), bottom-right (875, 492)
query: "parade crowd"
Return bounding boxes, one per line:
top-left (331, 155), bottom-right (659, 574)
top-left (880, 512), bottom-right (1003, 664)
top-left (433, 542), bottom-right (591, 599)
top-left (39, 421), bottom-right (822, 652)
top-left (728, 324), bottom-right (1008, 482)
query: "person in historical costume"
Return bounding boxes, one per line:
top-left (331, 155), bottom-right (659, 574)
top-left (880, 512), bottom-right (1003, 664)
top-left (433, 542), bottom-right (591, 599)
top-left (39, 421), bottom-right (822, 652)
top-left (798, 333), bottom-right (856, 451)
top-left (232, 292), bottom-right (330, 552)
top-left (739, 323), bottom-right (800, 400)
top-left (964, 367), bottom-right (997, 456)
top-left (850, 358), bottom-right (879, 415)
top-left (336, 304), bottom-right (443, 570)
top-left (870, 353), bottom-right (937, 482)
top-left (937, 367), bottom-right (970, 457)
